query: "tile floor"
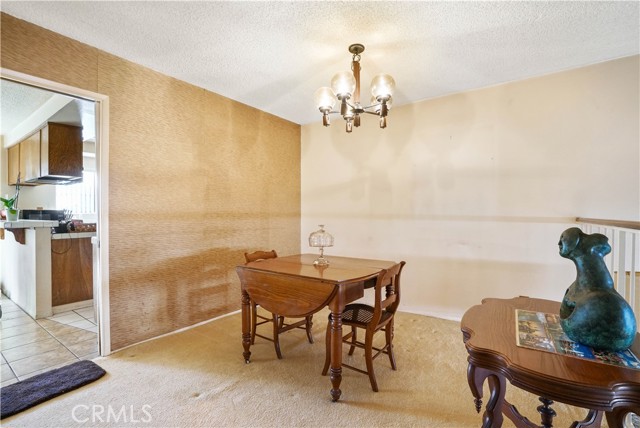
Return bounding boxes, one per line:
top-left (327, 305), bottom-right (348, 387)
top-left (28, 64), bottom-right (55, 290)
top-left (1, 294), bottom-right (99, 387)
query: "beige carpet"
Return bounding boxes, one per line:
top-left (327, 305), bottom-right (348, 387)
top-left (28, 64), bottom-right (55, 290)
top-left (3, 310), bottom-right (600, 427)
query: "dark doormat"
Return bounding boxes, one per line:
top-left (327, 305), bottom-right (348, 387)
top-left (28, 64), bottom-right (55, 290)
top-left (1, 360), bottom-right (106, 419)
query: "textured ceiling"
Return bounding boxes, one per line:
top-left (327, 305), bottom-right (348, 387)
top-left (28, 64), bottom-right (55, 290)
top-left (1, 1), bottom-right (638, 126)
top-left (0, 79), bottom-right (95, 143)
top-left (0, 79), bottom-right (55, 132)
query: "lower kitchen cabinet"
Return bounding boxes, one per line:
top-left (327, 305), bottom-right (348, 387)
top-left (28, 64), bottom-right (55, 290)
top-left (51, 236), bottom-right (93, 306)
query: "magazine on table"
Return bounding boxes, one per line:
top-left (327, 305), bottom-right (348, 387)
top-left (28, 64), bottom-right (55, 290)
top-left (516, 309), bottom-right (640, 370)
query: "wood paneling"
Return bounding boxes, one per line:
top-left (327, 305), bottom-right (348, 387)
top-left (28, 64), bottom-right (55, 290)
top-left (0, 12), bottom-right (301, 350)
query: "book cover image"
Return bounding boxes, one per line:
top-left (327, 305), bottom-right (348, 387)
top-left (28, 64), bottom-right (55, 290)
top-left (516, 310), bottom-right (640, 370)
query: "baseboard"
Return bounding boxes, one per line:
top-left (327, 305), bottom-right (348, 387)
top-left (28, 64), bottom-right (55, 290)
top-left (400, 305), bottom-right (463, 323)
top-left (53, 299), bottom-right (93, 314)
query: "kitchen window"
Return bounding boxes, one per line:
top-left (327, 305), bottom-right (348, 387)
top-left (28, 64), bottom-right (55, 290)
top-left (56, 170), bottom-right (96, 219)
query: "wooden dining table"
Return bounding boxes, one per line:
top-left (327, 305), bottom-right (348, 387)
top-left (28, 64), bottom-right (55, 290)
top-left (236, 253), bottom-right (400, 401)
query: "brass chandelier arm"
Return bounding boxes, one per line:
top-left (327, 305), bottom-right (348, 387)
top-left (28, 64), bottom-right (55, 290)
top-left (323, 102), bottom-right (386, 116)
top-left (343, 99), bottom-right (385, 113)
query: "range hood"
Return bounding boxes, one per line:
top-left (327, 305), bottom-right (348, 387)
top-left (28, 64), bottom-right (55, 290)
top-left (28, 100), bottom-right (87, 185)
top-left (16, 120), bottom-right (84, 186)
top-left (27, 175), bottom-right (82, 185)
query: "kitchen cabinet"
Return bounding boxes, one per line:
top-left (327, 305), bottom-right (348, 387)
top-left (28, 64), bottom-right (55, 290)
top-left (51, 235), bottom-right (93, 306)
top-left (7, 122), bottom-right (83, 185)
top-left (7, 144), bottom-right (20, 185)
top-left (20, 130), bottom-right (42, 182)
top-left (8, 132), bottom-right (40, 186)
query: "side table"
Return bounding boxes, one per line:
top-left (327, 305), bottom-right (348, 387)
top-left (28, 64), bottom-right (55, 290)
top-left (461, 296), bottom-right (640, 427)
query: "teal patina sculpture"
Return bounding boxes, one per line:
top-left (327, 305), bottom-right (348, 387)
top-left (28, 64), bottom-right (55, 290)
top-left (558, 227), bottom-right (636, 352)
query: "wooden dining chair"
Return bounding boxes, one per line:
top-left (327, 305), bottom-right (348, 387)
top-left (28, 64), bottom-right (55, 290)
top-left (322, 261), bottom-right (406, 391)
top-left (244, 250), bottom-right (314, 359)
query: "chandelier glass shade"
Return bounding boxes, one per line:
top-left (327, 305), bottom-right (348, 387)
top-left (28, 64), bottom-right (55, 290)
top-left (314, 44), bottom-right (395, 132)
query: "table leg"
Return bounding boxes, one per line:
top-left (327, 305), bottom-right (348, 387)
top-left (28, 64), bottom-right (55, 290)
top-left (537, 397), bottom-right (556, 428)
top-left (329, 309), bottom-right (343, 402)
top-left (241, 289), bottom-right (251, 363)
top-left (606, 408), bottom-right (640, 428)
top-left (570, 409), bottom-right (603, 428)
top-left (467, 363), bottom-right (506, 428)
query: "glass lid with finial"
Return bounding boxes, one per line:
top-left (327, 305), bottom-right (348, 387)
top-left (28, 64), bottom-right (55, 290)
top-left (308, 225), bottom-right (334, 266)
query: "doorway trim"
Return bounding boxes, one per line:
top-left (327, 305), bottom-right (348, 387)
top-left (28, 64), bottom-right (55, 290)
top-left (1, 67), bottom-right (111, 356)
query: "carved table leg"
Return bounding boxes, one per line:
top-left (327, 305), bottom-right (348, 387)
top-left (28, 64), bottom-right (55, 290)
top-left (241, 289), bottom-right (252, 363)
top-left (537, 397), bottom-right (557, 428)
top-left (329, 309), bottom-right (343, 402)
top-left (569, 409), bottom-right (603, 428)
top-left (606, 408), bottom-right (640, 428)
top-left (467, 362), bottom-right (506, 427)
top-left (467, 363), bottom-right (484, 413)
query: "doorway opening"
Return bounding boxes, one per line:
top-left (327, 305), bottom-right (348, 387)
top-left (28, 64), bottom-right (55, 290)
top-left (0, 69), bottom-right (110, 364)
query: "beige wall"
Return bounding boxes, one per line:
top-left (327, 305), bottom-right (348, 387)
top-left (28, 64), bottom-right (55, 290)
top-left (302, 55), bottom-right (640, 320)
top-left (1, 13), bottom-right (301, 350)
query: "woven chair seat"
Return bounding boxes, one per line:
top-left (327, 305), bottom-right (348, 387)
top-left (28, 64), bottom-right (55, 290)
top-left (341, 304), bottom-right (392, 327)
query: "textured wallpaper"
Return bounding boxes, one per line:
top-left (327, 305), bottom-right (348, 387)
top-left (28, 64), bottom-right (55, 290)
top-left (1, 13), bottom-right (301, 351)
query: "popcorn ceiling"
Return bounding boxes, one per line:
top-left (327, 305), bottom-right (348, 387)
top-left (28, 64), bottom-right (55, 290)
top-left (1, 1), bottom-right (637, 125)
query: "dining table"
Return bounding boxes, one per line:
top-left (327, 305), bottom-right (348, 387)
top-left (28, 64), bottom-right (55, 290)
top-left (236, 253), bottom-right (400, 401)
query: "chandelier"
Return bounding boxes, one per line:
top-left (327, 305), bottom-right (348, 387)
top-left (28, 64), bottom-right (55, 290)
top-left (314, 44), bottom-right (395, 133)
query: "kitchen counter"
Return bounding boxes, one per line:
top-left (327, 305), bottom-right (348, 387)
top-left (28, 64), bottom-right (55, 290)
top-left (0, 220), bottom-right (55, 318)
top-left (52, 231), bottom-right (96, 240)
top-left (1, 220), bottom-right (58, 244)
top-left (1, 219), bottom-right (59, 229)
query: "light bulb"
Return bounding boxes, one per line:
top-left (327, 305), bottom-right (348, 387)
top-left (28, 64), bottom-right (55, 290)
top-left (331, 71), bottom-right (356, 99)
top-left (314, 87), bottom-right (336, 112)
top-left (346, 119), bottom-right (353, 133)
top-left (371, 74), bottom-right (395, 101)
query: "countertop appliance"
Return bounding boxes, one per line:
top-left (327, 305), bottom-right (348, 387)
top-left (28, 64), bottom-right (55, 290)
top-left (20, 209), bottom-right (66, 221)
top-left (19, 209), bottom-right (72, 233)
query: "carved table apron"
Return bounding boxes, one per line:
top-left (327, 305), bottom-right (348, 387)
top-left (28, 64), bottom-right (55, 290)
top-left (236, 253), bottom-right (398, 401)
top-left (461, 296), bottom-right (640, 428)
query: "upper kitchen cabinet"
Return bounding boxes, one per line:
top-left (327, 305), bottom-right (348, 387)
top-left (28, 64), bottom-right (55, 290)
top-left (7, 143), bottom-right (21, 185)
top-left (40, 123), bottom-right (83, 182)
top-left (7, 122), bottom-right (83, 185)
top-left (21, 129), bottom-right (42, 183)
top-left (7, 132), bottom-right (40, 186)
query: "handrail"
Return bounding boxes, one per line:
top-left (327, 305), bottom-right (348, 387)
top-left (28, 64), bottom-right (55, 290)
top-left (576, 217), bottom-right (640, 231)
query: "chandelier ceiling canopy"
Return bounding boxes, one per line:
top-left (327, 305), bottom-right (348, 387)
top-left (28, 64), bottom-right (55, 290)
top-left (314, 44), bottom-right (396, 133)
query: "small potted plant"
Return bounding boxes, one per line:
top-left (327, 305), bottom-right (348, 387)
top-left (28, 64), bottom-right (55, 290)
top-left (1, 176), bottom-right (20, 221)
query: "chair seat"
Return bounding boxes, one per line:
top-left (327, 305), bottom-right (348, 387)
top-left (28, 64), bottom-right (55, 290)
top-left (342, 303), bottom-right (392, 327)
